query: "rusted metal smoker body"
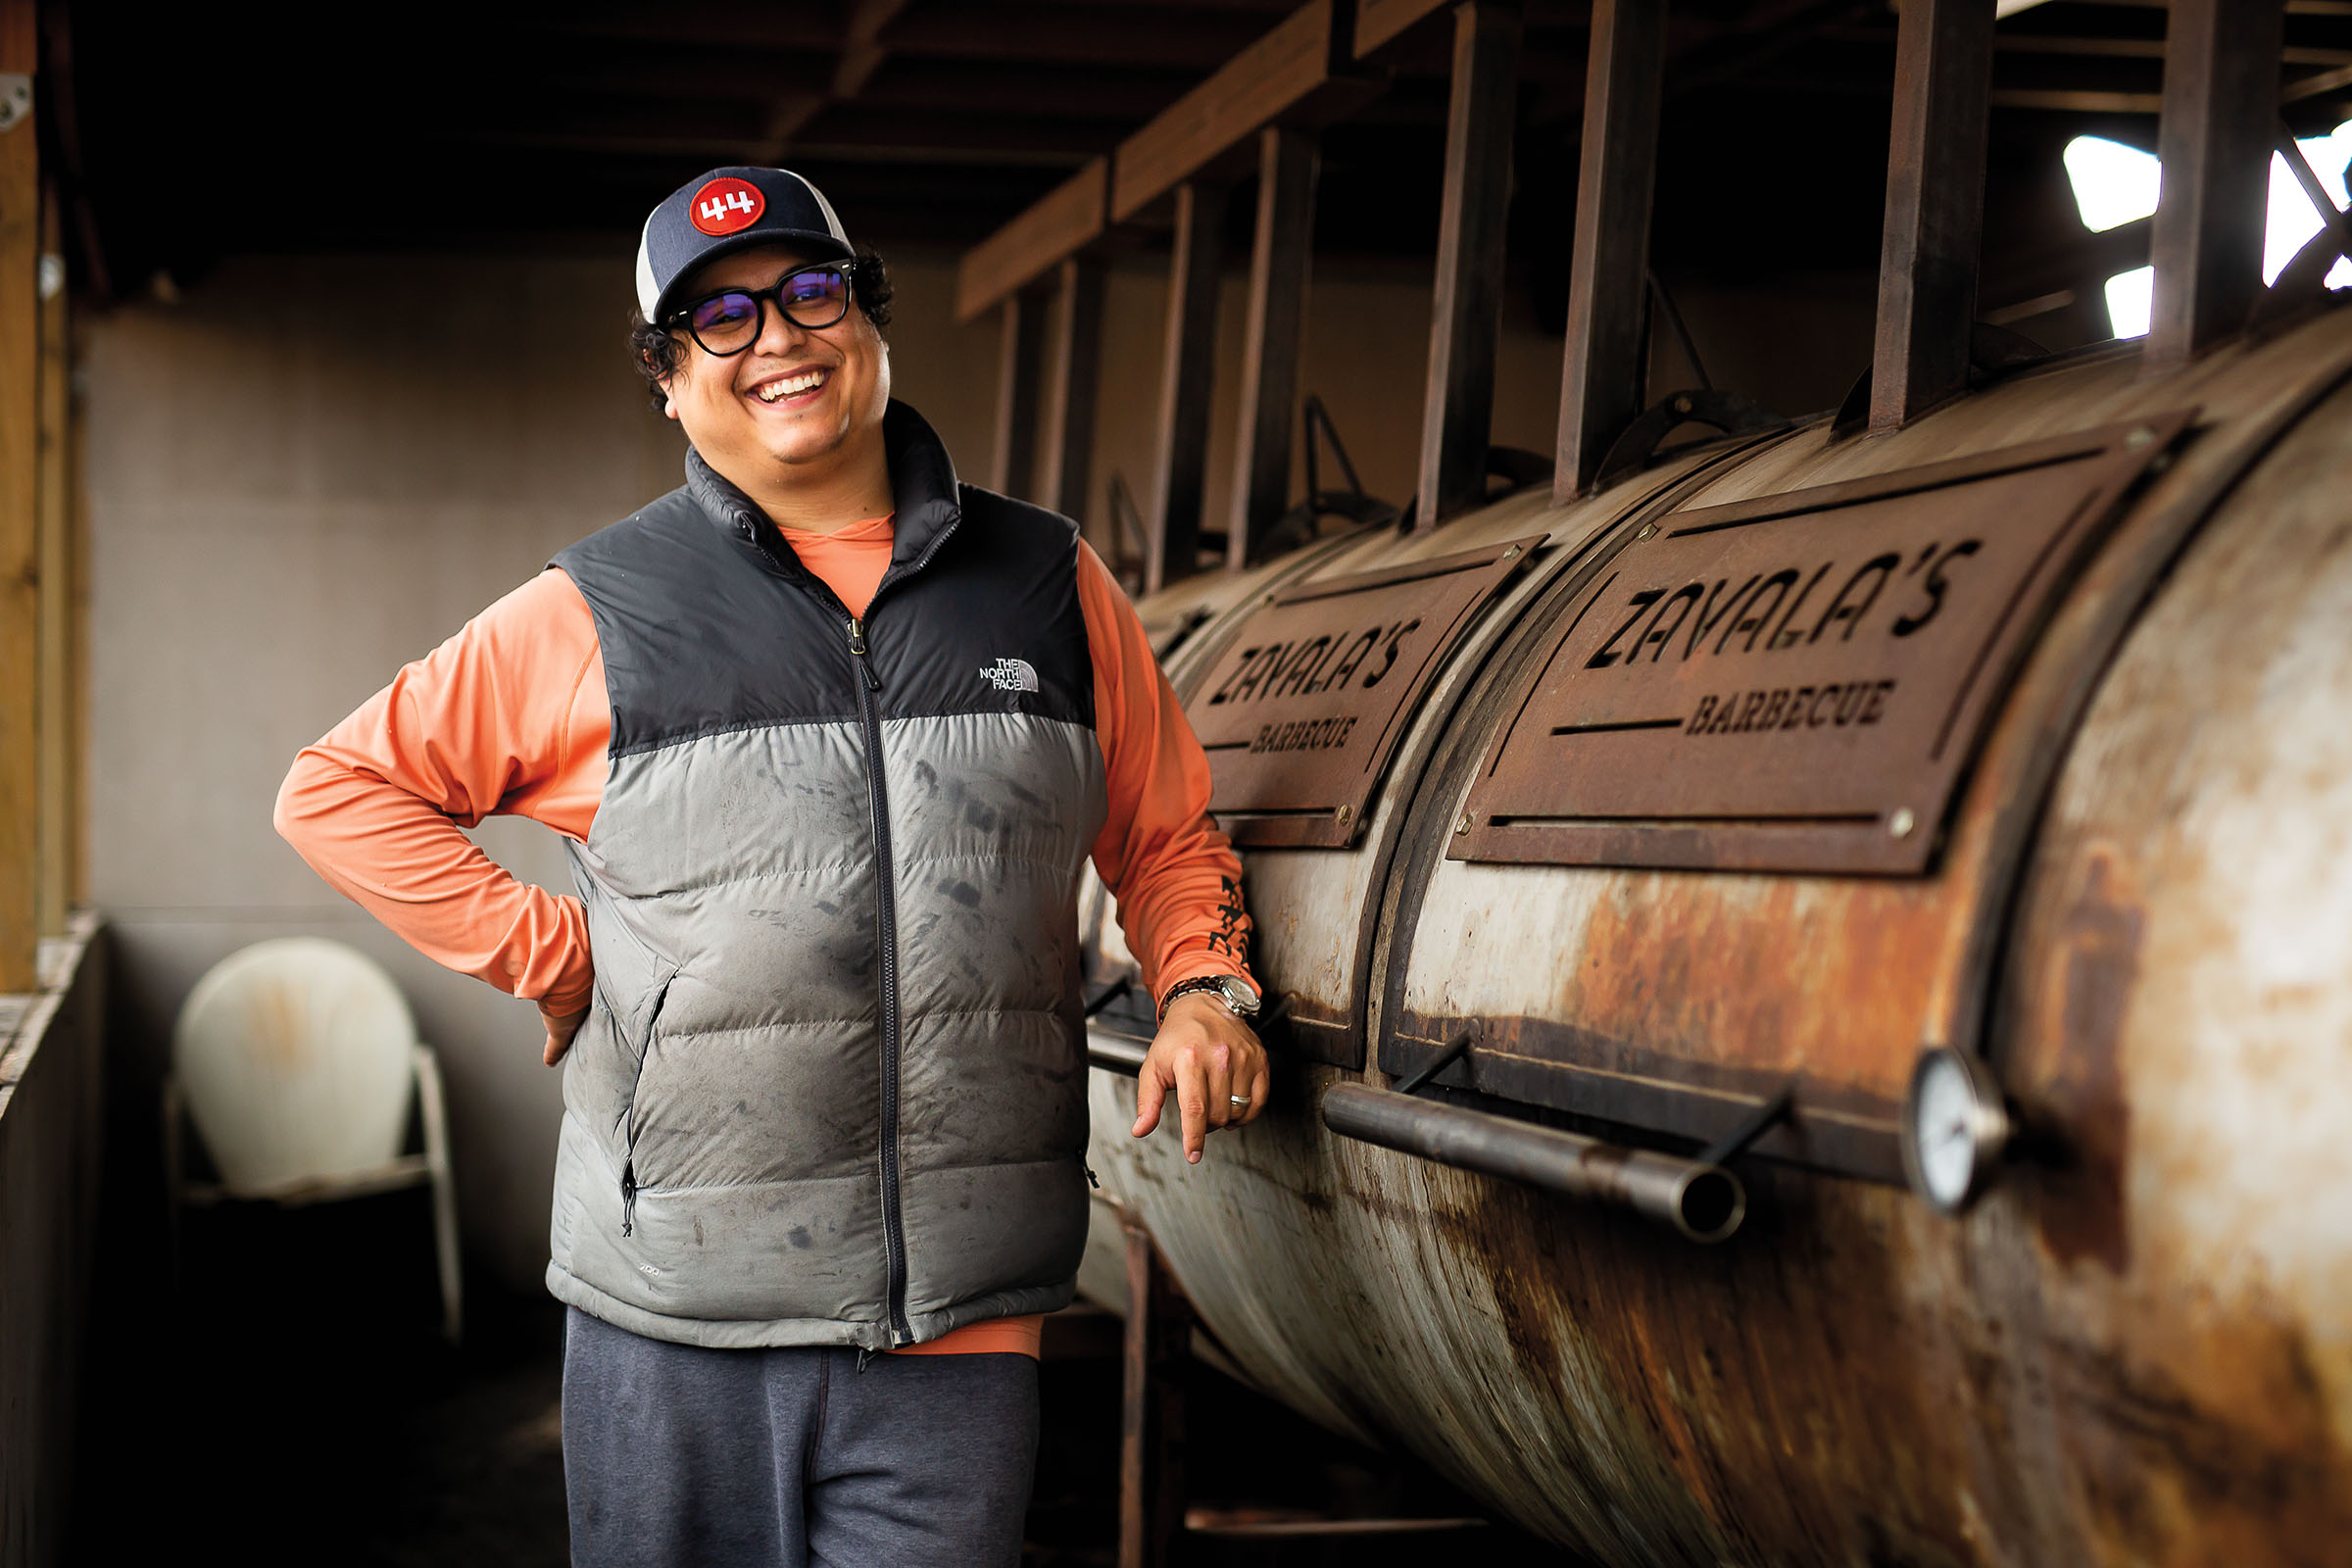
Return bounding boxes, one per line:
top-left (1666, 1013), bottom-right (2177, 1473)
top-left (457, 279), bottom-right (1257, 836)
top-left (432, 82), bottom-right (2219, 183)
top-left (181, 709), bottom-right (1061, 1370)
top-left (956, 2), bottom-right (2349, 1562)
top-left (1082, 307), bottom-right (2352, 1565)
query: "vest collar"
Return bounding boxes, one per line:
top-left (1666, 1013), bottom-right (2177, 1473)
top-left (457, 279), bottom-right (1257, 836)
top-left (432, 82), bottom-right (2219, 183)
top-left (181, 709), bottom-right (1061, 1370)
top-left (685, 399), bottom-right (964, 583)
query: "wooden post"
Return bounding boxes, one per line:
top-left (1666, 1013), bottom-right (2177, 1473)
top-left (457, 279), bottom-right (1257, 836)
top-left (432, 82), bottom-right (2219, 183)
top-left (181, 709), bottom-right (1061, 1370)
top-left (0, 0), bottom-right (41, 992)
top-left (2147, 0), bottom-right (2286, 367)
top-left (1146, 181), bottom-right (1226, 595)
top-left (1040, 255), bottom-right (1106, 530)
top-left (1554, 0), bottom-right (1664, 500)
top-left (1228, 126), bottom-right (1318, 569)
top-left (64, 305), bottom-right (83, 909)
top-left (1416, 0), bottom-right (1519, 531)
top-left (990, 287), bottom-right (1048, 500)
top-left (1869, 0), bottom-right (1994, 430)
top-left (1117, 1217), bottom-right (1190, 1568)
top-left (36, 183), bottom-right (67, 939)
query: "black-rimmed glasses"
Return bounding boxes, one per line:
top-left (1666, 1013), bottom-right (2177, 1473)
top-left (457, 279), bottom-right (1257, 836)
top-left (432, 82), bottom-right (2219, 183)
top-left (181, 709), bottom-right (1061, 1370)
top-left (666, 265), bottom-right (852, 356)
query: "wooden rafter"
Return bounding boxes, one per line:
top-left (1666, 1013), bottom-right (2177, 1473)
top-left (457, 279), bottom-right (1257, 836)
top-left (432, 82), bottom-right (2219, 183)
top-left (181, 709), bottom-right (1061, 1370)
top-left (762, 0), bottom-right (916, 159)
top-left (956, 159), bottom-right (1110, 323)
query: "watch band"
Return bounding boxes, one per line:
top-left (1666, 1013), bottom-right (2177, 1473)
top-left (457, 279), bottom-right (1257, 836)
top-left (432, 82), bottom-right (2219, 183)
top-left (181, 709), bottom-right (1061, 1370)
top-left (1157, 974), bottom-right (1255, 1021)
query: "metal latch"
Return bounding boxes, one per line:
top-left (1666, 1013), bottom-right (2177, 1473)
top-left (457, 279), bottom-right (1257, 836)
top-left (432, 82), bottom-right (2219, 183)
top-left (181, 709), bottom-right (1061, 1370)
top-left (0, 75), bottom-right (29, 136)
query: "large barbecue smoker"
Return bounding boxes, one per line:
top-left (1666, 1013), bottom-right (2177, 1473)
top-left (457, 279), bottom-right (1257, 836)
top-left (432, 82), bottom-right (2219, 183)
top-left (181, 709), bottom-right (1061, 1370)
top-left (959, 2), bottom-right (2352, 1564)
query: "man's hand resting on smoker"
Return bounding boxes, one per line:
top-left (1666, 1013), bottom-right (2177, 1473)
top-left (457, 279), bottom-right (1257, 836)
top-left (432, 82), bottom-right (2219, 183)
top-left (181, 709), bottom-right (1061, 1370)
top-left (1131, 991), bottom-right (1269, 1164)
top-left (542, 999), bottom-right (591, 1066)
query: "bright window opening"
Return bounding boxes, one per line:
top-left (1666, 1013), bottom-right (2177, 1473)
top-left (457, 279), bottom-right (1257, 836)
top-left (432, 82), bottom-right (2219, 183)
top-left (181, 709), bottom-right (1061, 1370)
top-left (2063, 137), bottom-right (2159, 234)
top-left (2104, 268), bottom-right (2155, 340)
top-left (2064, 126), bottom-right (2352, 339)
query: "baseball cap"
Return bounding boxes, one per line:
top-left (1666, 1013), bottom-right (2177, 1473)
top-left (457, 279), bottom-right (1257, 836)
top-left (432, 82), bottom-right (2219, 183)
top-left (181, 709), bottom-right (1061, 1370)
top-left (635, 167), bottom-right (855, 323)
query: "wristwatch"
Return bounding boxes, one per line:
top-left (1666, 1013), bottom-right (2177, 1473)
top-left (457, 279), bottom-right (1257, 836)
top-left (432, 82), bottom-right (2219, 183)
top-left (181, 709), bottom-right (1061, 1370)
top-left (1158, 973), bottom-right (1261, 1023)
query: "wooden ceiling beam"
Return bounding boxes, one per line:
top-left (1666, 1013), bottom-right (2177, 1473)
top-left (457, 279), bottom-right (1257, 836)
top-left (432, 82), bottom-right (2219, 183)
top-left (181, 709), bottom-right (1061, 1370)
top-left (1110, 0), bottom-right (1378, 221)
top-left (526, 5), bottom-right (836, 51)
top-left (1355, 0), bottom-right (1454, 58)
top-left (954, 0), bottom-right (1384, 323)
top-left (884, 7), bottom-right (1289, 70)
top-left (794, 106), bottom-right (1127, 160)
top-left (764, 0), bottom-right (914, 156)
top-left (956, 160), bottom-right (1112, 322)
top-left (533, 52), bottom-right (835, 102)
top-left (856, 60), bottom-right (1204, 120)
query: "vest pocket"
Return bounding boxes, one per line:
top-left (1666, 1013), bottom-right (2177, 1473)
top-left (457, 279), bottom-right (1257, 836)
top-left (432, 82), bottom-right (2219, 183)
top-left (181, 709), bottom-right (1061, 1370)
top-left (616, 964), bottom-right (676, 1238)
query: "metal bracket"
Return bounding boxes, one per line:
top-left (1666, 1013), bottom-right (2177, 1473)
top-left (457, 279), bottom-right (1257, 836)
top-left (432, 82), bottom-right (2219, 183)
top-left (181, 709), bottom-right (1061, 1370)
top-left (1697, 1082), bottom-right (1796, 1169)
top-left (0, 75), bottom-right (30, 136)
top-left (1393, 1031), bottom-right (1473, 1095)
top-left (1083, 974), bottom-right (1135, 1020)
top-left (1594, 387), bottom-right (1790, 490)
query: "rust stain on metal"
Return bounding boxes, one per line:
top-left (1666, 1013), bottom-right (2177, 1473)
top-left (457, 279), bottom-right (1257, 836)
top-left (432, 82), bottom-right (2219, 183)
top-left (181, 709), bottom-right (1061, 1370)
top-left (2023, 844), bottom-right (2143, 1273)
top-left (1077, 312), bottom-right (2352, 1568)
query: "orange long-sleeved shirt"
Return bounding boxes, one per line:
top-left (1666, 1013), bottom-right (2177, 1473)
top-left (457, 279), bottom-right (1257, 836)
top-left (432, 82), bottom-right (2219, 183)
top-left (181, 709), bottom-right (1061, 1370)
top-left (276, 514), bottom-right (1252, 1358)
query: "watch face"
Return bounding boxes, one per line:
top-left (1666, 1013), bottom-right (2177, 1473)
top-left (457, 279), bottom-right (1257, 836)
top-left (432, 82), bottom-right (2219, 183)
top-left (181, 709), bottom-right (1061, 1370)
top-left (1215, 976), bottom-right (1260, 1015)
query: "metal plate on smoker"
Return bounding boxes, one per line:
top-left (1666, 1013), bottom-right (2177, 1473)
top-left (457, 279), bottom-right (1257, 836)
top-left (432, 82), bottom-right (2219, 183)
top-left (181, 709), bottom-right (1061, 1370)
top-left (1453, 415), bottom-right (2192, 874)
top-left (1191, 536), bottom-right (1544, 848)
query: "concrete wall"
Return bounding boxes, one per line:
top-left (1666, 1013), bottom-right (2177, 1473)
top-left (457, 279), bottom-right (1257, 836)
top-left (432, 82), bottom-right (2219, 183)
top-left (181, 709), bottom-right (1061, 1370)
top-left (82, 241), bottom-right (1871, 1294)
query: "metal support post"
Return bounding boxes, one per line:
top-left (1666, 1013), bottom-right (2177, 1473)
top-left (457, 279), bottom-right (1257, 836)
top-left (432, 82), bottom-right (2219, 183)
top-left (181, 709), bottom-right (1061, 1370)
top-left (1869, 0), bottom-right (1994, 430)
top-left (2148, 0), bottom-right (2287, 366)
top-left (1118, 1217), bottom-right (1190, 1568)
top-left (1147, 181), bottom-right (1226, 593)
top-left (1554, 0), bottom-right (1663, 499)
top-left (1041, 255), bottom-right (1107, 529)
top-left (1228, 126), bottom-right (1319, 569)
top-left (990, 286), bottom-right (1048, 500)
top-left (1417, 0), bottom-right (1519, 529)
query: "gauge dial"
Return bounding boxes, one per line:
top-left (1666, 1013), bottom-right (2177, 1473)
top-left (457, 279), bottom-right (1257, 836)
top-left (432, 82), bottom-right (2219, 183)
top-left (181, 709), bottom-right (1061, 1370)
top-left (1902, 1047), bottom-right (2009, 1213)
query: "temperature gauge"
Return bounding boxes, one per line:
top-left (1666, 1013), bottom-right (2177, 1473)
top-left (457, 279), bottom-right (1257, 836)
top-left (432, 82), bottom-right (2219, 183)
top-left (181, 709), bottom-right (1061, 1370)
top-left (1902, 1046), bottom-right (2010, 1214)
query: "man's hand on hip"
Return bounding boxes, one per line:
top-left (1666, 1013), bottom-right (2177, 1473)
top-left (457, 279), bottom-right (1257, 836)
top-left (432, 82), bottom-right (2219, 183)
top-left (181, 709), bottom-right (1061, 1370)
top-left (1131, 990), bottom-right (1268, 1164)
top-left (542, 999), bottom-right (591, 1066)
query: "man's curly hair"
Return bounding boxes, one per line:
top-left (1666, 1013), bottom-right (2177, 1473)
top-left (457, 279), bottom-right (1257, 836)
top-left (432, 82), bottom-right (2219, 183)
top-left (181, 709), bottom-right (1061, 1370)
top-left (630, 248), bottom-right (895, 413)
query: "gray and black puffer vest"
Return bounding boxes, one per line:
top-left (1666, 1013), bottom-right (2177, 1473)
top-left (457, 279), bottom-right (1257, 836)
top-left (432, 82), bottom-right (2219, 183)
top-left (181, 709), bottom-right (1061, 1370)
top-left (544, 401), bottom-right (1107, 1350)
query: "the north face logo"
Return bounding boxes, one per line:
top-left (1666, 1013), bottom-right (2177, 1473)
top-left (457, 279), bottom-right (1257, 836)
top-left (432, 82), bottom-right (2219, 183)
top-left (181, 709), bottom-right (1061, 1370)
top-left (691, 177), bottom-right (764, 236)
top-left (980, 658), bottom-right (1039, 694)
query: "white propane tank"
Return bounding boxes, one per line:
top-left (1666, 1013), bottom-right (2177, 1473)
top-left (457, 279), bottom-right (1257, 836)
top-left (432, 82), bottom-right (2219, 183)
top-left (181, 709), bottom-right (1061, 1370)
top-left (172, 938), bottom-right (417, 1192)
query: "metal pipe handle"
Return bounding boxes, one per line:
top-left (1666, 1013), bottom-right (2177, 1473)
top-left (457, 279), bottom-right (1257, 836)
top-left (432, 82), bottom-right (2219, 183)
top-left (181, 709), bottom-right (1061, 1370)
top-left (1087, 1031), bottom-right (1150, 1076)
top-left (1322, 1083), bottom-right (1745, 1243)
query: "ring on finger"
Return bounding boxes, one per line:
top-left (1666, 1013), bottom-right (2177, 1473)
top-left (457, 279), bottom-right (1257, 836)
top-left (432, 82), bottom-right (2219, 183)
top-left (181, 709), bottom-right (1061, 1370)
top-left (1228, 1094), bottom-right (1250, 1109)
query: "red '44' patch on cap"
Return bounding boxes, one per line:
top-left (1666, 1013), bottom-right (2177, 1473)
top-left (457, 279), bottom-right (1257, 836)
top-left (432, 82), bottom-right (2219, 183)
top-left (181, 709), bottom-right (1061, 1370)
top-left (691, 176), bottom-right (765, 236)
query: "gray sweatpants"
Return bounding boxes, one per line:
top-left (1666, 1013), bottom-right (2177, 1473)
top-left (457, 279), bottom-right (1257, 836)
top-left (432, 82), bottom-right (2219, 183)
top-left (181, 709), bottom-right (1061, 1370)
top-left (562, 1307), bottom-right (1041, 1568)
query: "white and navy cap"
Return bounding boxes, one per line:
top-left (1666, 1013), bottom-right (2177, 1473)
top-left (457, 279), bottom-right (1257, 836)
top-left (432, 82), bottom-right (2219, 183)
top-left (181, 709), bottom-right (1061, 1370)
top-left (635, 166), bottom-right (854, 322)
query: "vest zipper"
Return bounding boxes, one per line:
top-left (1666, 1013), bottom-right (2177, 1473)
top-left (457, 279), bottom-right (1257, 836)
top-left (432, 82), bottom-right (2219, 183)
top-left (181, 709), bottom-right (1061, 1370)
top-left (848, 615), bottom-right (911, 1346)
top-left (617, 972), bottom-right (673, 1239)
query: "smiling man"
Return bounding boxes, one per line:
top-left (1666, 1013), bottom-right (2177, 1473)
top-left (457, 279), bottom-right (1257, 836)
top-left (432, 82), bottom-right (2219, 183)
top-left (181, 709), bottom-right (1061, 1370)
top-left (275, 166), bottom-right (1265, 1567)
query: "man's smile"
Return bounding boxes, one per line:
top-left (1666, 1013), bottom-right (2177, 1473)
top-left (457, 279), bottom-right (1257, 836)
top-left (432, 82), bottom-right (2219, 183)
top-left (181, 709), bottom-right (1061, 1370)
top-left (745, 365), bottom-right (832, 407)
